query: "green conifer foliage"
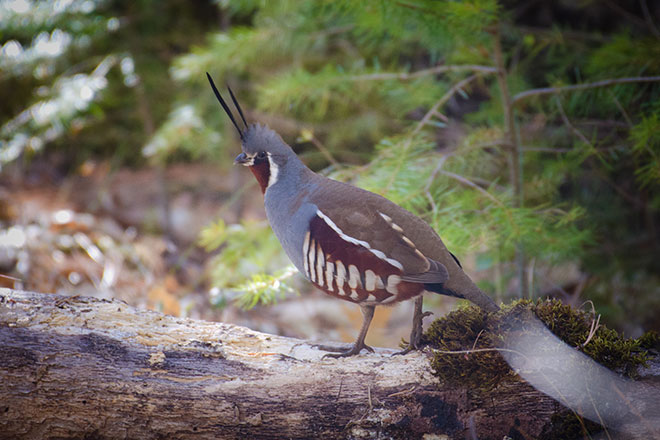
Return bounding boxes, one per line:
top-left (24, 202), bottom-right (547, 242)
top-left (185, 1), bottom-right (659, 323)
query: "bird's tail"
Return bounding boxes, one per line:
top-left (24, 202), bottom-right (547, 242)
top-left (432, 267), bottom-right (500, 312)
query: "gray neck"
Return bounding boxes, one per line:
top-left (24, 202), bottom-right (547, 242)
top-left (263, 155), bottom-right (318, 273)
top-left (265, 154), bottom-right (314, 199)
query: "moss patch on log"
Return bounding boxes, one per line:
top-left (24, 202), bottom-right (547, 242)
top-left (422, 298), bottom-right (655, 390)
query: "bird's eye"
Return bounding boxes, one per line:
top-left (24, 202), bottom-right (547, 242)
top-left (256, 151), bottom-right (267, 160)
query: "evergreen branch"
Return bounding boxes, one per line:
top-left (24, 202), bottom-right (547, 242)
top-left (493, 27), bottom-right (527, 298)
top-left (512, 76), bottom-right (660, 105)
top-left (383, 74), bottom-right (481, 194)
top-left (306, 131), bottom-right (342, 169)
top-left (413, 74), bottom-right (481, 135)
top-left (438, 170), bottom-right (506, 208)
top-left (424, 156), bottom-right (448, 214)
top-left (348, 65), bottom-right (497, 82)
top-left (554, 97), bottom-right (593, 148)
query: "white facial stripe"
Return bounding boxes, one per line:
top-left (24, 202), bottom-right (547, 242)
top-left (316, 210), bottom-right (404, 271)
top-left (266, 152), bottom-right (279, 188)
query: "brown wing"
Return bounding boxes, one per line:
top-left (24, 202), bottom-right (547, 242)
top-left (310, 176), bottom-right (449, 284)
top-left (303, 212), bottom-right (426, 305)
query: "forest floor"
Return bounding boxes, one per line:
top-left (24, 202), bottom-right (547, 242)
top-left (0, 157), bottom-right (459, 348)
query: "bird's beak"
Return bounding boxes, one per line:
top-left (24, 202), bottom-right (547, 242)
top-left (234, 152), bottom-right (250, 165)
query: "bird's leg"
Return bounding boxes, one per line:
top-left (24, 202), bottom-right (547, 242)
top-left (394, 296), bottom-right (431, 356)
top-left (317, 305), bottom-right (375, 358)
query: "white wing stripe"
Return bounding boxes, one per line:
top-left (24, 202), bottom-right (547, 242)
top-left (316, 243), bottom-right (325, 287)
top-left (309, 240), bottom-right (316, 282)
top-left (335, 260), bottom-right (346, 296)
top-left (325, 261), bottom-right (335, 291)
top-left (316, 209), bottom-right (404, 271)
top-left (302, 231), bottom-right (310, 277)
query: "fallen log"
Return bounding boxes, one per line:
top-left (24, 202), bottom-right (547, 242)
top-left (0, 288), bottom-right (654, 439)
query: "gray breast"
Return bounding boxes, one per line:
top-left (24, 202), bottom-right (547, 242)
top-left (264, 185), bottom-right (317, 274)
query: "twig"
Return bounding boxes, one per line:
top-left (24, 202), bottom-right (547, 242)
top-left (424, 156), bottom-right (448, 213)
top-left (554, 96), bottom-right (593, 147)
top-left (383, 74), bottom-right (480, 193)
top-left (527, 257), bottom-right (535, 299)
top-left (413, 74), bottom-right (481, 136)
top-left (493, 26), bottom-right (526, 299)
top-left (367, 384), bottom-right (373, 412)
top-left (432, 347), bottom-right (521, 356)
top-left (579, 300), bottom-right (601, 349)
top-left (586, 380), bottom-right (612, 440)
top-left (604, 1), bottom-right (648, 30)
top-left (438, 170), bottom-right (506, 207)
top-left (513, 76), bottom-right (660, 105)
top-left (640, 0), bottom-right (660, 38)
top-left (610, 92), bottom-right (634, 128)
top-left (307, 132), bottom-right (342, 169)
top-left (348, 65), bottom-right (497, 82)
top-left (470, 329), bottom-right (486, 353)
top-left (387, 386), bottom-right (417, 398)
top-left (0, 273), bottom-right (22, 282)
top-left (610, 381), bottom-right (658, 436)
top-left (522, 146), bottom-right (573, 153)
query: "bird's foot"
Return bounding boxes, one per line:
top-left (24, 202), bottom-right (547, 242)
top-left (313, 342), bottom-right (374, 358)
top-left (393, 310), bottom-right (432, 356)
top-left (392, 340), bottom-right (419, 356)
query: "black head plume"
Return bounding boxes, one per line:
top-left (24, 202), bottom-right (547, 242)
top-left (206, 72), bottom-right (247, 140)
top-left (227, 85), bottom-right (248, 130)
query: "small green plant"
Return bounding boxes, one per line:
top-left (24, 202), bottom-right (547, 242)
top-left (199, 218), bottom-right (295, 309)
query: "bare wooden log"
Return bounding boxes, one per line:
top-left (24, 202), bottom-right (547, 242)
top-left (1, 288), bottom-right (651, 439)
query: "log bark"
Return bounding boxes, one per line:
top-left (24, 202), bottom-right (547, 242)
top-left (0, 288), bottom-right (653, 439)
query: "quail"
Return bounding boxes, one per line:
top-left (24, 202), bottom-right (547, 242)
top-left (207, 73), bottom-right (499, 357)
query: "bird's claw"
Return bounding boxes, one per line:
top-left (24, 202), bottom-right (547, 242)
top-left (316, 343), bottom-right (374, 359)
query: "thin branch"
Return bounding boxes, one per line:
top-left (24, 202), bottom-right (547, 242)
top-left (413, 74), bottom-right (481, 136)
top-left (609, 92), bottom-right (634, 128)
top-left (513, 76), bottom-right (660, 105)
top-left (424, 156), bottom-right (448, 213)
top-left (307, 132), bottom-right (342, 169)
top-left (348, 65), bottom-right (497, 82)
top-left (439, 170), bottom-right (506, 207)
top-left (640, 0), bottom-right (660, 38)
top-left (604, 1), bottom-right (648, 29)
top-left (555, 96), bottom-right (593, 147)
top-left (493, 26), bottom-right (526, 299)
top-left (522, 147), bottom-right (574, 153)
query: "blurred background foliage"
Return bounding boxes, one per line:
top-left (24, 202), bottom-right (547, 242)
top-left (1, 0), bottom-right (659, 336)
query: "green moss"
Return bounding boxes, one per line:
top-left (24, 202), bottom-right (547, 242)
top-left (423, 305), bottom-right (514, 389)
top-left (638, 330), bottom-right (659, 350)
top-left (423, 299), bottom-right (653, 389)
